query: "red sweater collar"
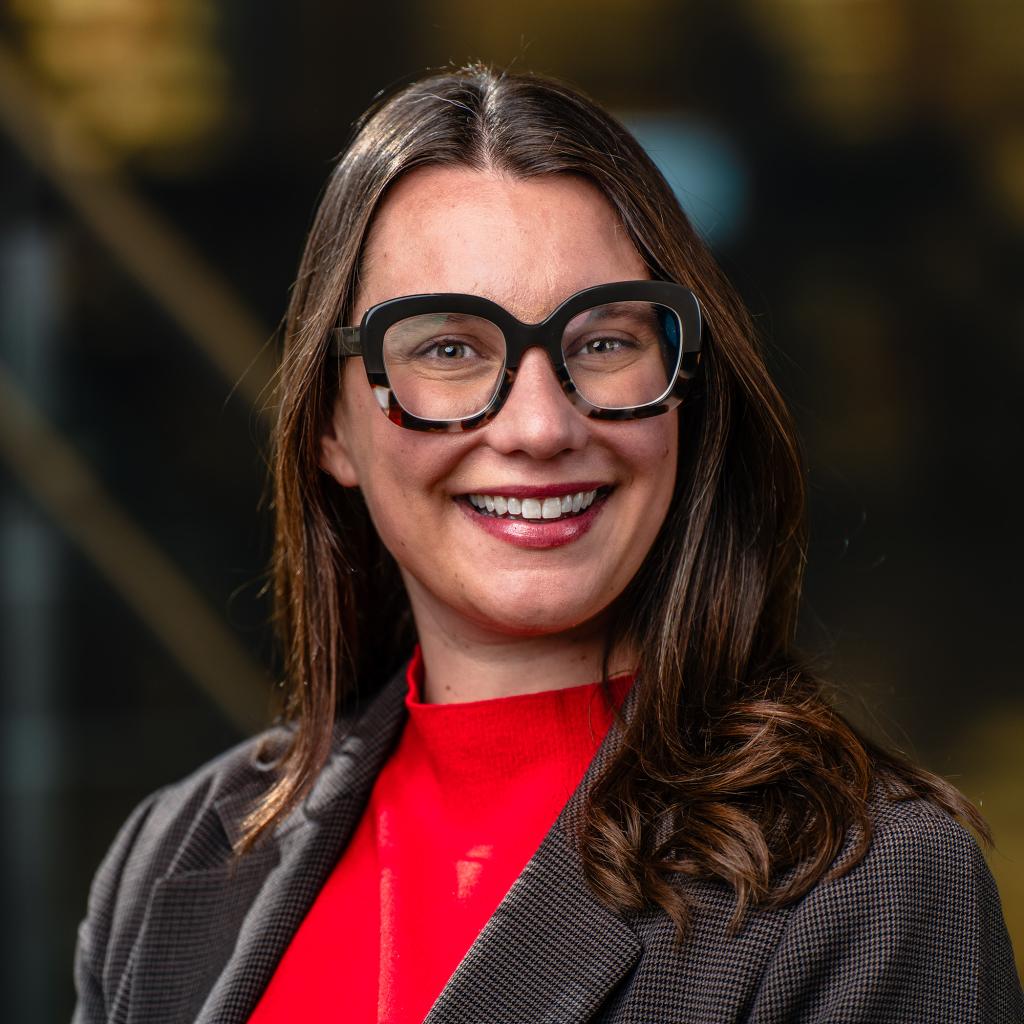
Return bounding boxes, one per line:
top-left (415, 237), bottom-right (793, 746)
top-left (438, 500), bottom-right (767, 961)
top-left (402, 645), bottom-right (635, 788)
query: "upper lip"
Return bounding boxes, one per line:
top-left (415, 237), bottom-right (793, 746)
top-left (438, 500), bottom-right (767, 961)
top-left (456, 482), bottom-right (610, 499)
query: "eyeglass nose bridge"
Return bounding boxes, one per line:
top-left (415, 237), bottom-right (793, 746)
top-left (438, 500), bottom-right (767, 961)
top-left (485, 324), bottom-right (594, 422)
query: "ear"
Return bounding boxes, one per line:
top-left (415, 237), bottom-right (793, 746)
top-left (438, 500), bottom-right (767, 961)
top-left (318, 401), bottom-right (361, 488)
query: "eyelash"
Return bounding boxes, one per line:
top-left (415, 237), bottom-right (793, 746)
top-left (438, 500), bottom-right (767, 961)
top-left (412, 331), bottom-right (643, 360)
top-left (567, 333), bottom-right (639, 357)
top-left (418, 338), bottom-right (481, 359)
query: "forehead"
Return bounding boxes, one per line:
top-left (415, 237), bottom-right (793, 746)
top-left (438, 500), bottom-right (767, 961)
top-left (352, 166), bottom-right (649, 324)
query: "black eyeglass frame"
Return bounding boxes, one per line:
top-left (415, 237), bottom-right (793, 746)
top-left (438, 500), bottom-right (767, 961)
top-left (329, 279), bottom-right (703, 432)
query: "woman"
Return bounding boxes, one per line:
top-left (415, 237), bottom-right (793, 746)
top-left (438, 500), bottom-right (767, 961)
top-left (72, 65), bottom-right (1022, 1023)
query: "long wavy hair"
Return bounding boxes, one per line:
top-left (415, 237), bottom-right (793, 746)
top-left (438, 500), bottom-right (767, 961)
top-left (242, 63), bottom-right (988, 940)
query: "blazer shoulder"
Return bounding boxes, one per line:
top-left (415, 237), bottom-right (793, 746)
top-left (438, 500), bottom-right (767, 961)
top-left (87, 665), bottom-right (408, 940)
top-left (807, 774), bottom-right (998, 933)
top-left (74, 665), bottom-right (412, 1022)
top-left (118, 724), bottom-right (293, 872)
top-left (123, 724), bottom-right (296, 878)
top-left (74, 725), bottom-right (292, 1017)
top-left (744, 778), bottom-right (1023, 1023)
top-left (855, 774), bottom-right (990, 880)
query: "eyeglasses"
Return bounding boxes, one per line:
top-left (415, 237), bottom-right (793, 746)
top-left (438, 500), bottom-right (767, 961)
top-left (330, 280), bottom-right (702, 431)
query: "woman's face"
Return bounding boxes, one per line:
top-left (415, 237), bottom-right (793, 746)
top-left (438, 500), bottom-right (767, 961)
top-left (319, 166), bottom-right (678, 641)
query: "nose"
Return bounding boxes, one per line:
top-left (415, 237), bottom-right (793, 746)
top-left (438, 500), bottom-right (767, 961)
top-left (483, 347), bottom-right (590, 458)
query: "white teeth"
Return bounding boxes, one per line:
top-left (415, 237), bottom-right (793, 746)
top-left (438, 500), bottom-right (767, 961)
top-left (464, 488), bottom-right (605, 521)
top-left (521, 498), bottom-right (543, 519)
top-left (542, 497), bottom-right (562, 519)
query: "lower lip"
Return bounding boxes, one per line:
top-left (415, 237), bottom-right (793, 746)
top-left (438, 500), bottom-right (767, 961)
top-left (456, 494), bottom-right (608, 549)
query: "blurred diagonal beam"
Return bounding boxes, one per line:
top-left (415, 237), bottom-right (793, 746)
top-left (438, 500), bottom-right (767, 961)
top-left (0, 360), bottom-right (266, 735)
top-left (0, 40), bottom-right (277, 413)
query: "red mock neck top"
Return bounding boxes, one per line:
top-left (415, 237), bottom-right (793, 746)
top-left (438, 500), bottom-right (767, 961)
top-left (248, 647), bottom-right (634, 1023)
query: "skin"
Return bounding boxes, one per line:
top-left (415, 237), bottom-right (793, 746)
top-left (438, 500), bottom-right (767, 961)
top-left (319, 166), bottom-right (678, 703)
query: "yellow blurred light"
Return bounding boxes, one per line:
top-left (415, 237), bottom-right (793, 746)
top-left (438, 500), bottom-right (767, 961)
top-left (749, 0), bottom-right (913, 140)
top-left (956, 704), bottom-right (1024, 977)
top-left (749, 0), bottom-right (1024, 151)
top-left (12, 0), bottom-right (215, 29)
top-left (988, 131), bottom-right (1024, 226)
top-left (422, 0), bottom-right (678, 104)
top-left (11, 0), bottom-right (228, 168)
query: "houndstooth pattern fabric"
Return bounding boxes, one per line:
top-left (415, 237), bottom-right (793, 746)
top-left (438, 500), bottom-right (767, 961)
top-left (72, 663), bottom-right (1024, 1023)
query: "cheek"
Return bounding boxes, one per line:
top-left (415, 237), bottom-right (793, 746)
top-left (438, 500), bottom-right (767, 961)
top-left (617, 415), bottom-right (679, 496)
top-left (354, 432), bottom-right (437, 526)
top-left (338, 390), bottom-right (470, 551)
top-left (338, 366), bottom-right (426, 501)
top-left (349, 443), bottom-right (437, 569)
top-left (646, 432), bottom-right (678, 537)
top-left (623, 420), bottom-right (678, 576)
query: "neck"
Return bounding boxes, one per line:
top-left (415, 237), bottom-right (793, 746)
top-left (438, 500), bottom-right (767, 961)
top-left (408, 591), bottom-right (634, 705)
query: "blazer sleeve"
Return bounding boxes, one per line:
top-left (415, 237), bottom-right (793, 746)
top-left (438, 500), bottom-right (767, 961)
top-left (71, 788), bottom-right (165, 1024)
top-left (745, 807), bottom-right (1024, 1024)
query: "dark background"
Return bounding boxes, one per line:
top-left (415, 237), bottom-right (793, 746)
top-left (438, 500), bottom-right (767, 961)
top-left (1, 2), bottom-right (1021, 1019)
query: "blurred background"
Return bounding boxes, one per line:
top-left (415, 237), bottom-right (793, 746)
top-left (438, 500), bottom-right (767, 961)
top-left (0, 0), bottom-right (1021, 1017)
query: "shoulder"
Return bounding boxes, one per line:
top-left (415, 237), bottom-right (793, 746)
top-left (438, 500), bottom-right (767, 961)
top-left (94, 663), bottom-right (404, 891)
top-left (785, 775), bottom-right (998, 937)
top-left (834, 776), bottom-right (989, 894)
top-left (111, 725), bottom-right (292, 874)
top-left (73, 727), bottom-right (291, 1007)
top-left (611, 779), bottom-right (1021, 1023)
top-left (87, 724), bottom-right (291, 880)
top-left (744, 779), bottom-right (1024, 1023)
top-left (81, 665), bottom-right (409, 935)
top-left (73, 668), bottom-right (410, 1020)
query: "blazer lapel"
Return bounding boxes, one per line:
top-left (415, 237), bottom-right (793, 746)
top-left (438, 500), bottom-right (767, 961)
top-left (122, 668), bottom-right (409, 1024)
top-left (424, 682), bottom-right (643, 1024)
top-left (197, 671), bottom-right (410, 1024)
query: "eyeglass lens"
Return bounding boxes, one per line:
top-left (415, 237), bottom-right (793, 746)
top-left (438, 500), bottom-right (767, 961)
top-left (381, 302), bottom-right (683, 421)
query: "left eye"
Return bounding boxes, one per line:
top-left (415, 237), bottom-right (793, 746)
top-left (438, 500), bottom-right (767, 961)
top-left (582, 336), bottom-right (623, 354)
top-left (432, 342), bottom-right (469, 359)
top-left (417, 338), bottom-right (479, 360)
top-left (572, 334), bottom-right (639, 357)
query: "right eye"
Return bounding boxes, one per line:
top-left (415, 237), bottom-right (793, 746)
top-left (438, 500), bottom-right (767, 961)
top-left (417, 338), bottom-right (477, 360)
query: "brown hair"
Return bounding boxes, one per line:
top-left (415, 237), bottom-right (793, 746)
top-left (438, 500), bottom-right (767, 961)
top-left (245, 63), bottom-right (989, 940)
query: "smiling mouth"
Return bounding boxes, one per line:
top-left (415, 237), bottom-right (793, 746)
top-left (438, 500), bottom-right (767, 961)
top-left (461, 487), bottom-right (612, 522)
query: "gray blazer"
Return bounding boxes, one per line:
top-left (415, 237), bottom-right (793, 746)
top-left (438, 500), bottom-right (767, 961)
top-left (73, 665), bottom-right (1023, 1023)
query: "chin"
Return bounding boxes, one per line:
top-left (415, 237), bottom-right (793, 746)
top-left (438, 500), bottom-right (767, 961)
top-left (461, 591), bottom-right (613, 640)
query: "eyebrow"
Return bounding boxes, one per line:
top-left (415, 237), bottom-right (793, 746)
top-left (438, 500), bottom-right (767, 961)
top-left (385, 301), bottom-right (659, 339)
top-left (388, 312), bottom-right (480, 338)
top-left (573, 303), bottom-right (659, 326)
